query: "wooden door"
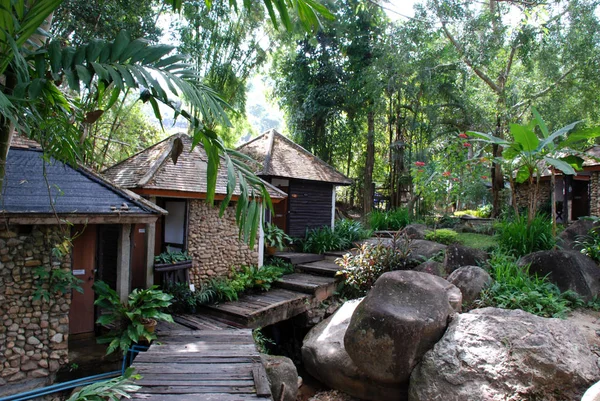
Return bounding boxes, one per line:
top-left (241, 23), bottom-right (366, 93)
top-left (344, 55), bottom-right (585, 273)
top-left (131, 224), bottom-right (147, 290)
top-left (69, 225), bottom-right (97, 335)
top-left (272, 186), bottom-right (289, 233)
top-left (572, 180), bottom-right (590, 219)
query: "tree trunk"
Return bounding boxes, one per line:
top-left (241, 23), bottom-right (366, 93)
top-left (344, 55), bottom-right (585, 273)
top-left (363, 110), bottom-right (375, 216)
top-left (551, 169), bottom-right (556, 237)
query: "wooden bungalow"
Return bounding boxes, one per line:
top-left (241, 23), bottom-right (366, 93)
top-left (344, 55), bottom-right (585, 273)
top-left (237, 129), bottom-right (353, 237)
top-left (0, 136), bottom-right (165, 395)
top-left (103, 133), bottom-right (287, 289)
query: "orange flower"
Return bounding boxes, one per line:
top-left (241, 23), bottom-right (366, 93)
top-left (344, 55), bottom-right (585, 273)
top-left (463, 142), bottom-right (471, 147)
top-left (458, 133), bottom-right (468, 139)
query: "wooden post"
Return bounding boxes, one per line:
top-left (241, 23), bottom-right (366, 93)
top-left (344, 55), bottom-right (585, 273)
top-left (116, 224), bottom-right (132, 302)
top-left (145, 196), bottom-right (157, 288)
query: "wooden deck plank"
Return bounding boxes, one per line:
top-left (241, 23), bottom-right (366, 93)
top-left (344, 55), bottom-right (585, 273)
top-left (131, 393), bottom-right (262, 400)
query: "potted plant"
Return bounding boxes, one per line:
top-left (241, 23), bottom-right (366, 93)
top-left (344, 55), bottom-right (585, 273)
top-left (154, 250), bottom-right (193, 284)
top-left (93, 281), bottom-right (174, 355)
top-left (264, 223), bottom-right (292, 255)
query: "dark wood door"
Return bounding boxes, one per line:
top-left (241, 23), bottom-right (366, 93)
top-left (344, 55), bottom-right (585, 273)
top-left (69, 225), bottom-right (97, 335)
top-left (272, 186), bottom-right (289, 233)
top-left (131, 224), bottom-right (147, 290)
top-left (572, 180), bottom-right (590, 219)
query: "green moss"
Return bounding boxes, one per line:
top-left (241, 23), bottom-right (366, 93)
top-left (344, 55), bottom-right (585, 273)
top-left (456, 233), bottom-right (498, 251)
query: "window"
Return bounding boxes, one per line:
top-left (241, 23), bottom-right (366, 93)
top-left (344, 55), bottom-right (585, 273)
top-left (163, 200), bottom-right (187, 251)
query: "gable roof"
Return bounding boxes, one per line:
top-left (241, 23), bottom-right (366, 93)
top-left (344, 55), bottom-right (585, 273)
top-left (1, 147), bottom-right (165, 223)
top-left (103, 134), bottom-right (286, 200)
top-left (237, 129), bottom-right (353, 185)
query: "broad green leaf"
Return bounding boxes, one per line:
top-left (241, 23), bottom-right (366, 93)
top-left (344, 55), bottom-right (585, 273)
top-left (111, 30), bottom-right (131, 62)
top-left (544, 157), bottom-right (576, 175)
top-left (532, 107), bottom-right (549, 138)
top-left (560, 155), bottom-right (584, 171)
top-left (510, 123), bottom-right (539, 152)
top-left (467, 130), bottom-right (510, 146)
top-left (538, 121), bottom-right (583, 150)
top-left (502, 145), bottom-right (520, 160)
top-left (515, 165), bottom-right (530, 184)
top-left (561, 127), bottom-right (600, 147)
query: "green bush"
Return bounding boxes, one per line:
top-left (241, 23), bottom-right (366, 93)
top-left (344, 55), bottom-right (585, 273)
top-left (207, 264), bottom-right (291, 303)
top-left (300, 220), bottom-right (371, 254)
top-left (424, 228), bottom-right (458, 245)
top-left (495, 214), bottom-right (556, 257)
top-left (335, 219), bottom-right (373, 243)
top-left (454, 204), bottom-right (492, 218)
top-left (575, 227), bottom-right (600, 262)
top-left (336, 234), bottom-right (413, 298)
top-left (369, 208), bottom-right (410, 231)
top-left (163, 282), bottom-right (215, 313)
top-left (477, 252), bottom-right (583, 318)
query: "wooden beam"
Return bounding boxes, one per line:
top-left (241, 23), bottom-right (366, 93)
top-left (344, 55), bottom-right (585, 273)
top-left (3, 214), bottom-right (160, 225)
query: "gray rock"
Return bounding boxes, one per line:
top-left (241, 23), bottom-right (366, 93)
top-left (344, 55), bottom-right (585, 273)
top-left (408, 240), bottom-right (447, 264)
top-left (447, 266), bottom-right (492, 304)
top-left (302, 299), bottom-right (406, 401)
top-left (402, 224), bottom-right (428, 240)
top-left (409, 308), bottom-right (600, 401)
top-left (413, 260), bottom-right (446, 278)
top-left (344, 271), bottom-right (461, 385)
top-left (260, 354), bottom-right (298, 401)
top-left (519, 250), bottom-right (600, 301)
top-left (444, 244), bottom-right (488, 274)
top-left (558, 219), bottom-right (597, 252)
top-left (583, 381), bottom-right (600, 401)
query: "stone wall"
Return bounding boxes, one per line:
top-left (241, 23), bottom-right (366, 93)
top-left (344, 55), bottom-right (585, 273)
top-left (514, 180), bottom-right (552, 211)
top-left (0, 225), bottom-right (71, 396)
top-left (187, 200), bottom-right (258, 285)
top-left (590, 172), bottom-right (600, 217)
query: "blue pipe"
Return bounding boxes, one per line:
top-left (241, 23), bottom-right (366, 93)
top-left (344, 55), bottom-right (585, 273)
top-left (0, 345), bottom-right (149, 401)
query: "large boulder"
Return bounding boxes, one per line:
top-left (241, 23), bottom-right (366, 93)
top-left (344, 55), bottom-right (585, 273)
top-left (402, 224), bottom-right (428, 240)
top-left (518, 250), bottom-right (600, 301)
top-left (444, 243), bottom-right (489, 274)
top-left (408, 240), bottom-right (447, 264)
top-left (413, 260), bottom-right (446, 278)
top-left (261, 354), bottom-right (298, 401)
top-left (447, 266), bottom-right (492, 304)
top-left (301, 299), bottom-right (404, 401)
top-left (558, 219), bottom-right (597, 252)
top-left (408, 308), bottom-right (600, 401)
top-left (344, 271), bottom-right (462, 386)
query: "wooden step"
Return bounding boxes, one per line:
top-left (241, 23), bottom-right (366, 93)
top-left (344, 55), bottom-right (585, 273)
top-left (273, 252), bottom-right (324, 265)
top-left (296, 260), bottom-right (342, 277)
top-left (324, 250), bottom-right (354, 261)
top-left (199, 289), bottom-right (312, 329)
top-left (274, 273), bottom-right (338, 301)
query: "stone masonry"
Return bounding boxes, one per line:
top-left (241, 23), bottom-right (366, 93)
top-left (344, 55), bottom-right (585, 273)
top-left (0, 225), bottom-right (71, 396)
top-left (515, 180), bottom-right (551, 211)
top-left (590, 172), bottom-right (600, 217)
top-left (186, 200), bottom-right (258, 286)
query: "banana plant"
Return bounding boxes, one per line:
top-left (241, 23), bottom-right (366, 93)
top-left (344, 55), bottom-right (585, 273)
top-left (469, 108), bottom-right (600, 226)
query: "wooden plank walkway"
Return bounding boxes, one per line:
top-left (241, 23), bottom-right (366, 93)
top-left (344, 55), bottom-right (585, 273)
top-left (130, 329), bottom-right (272, 401)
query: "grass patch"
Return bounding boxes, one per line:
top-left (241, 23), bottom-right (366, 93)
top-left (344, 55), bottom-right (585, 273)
top-left (456, 232), bottom-right (498, 251)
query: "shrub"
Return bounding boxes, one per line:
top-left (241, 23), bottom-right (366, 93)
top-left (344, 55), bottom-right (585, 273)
top-left (424, 228), bottom-right (458, 245)
top-left (163, 282), bottom-right (215, 313)
top-left (335, 219), bottom-right (372, 243)
top-left (300, 220), bottom-right (371, 254)
top-left (495, 213), bottom-right (555, 257)
top-left (477, 252), bottom-right (583, 318)
top-left (575, 227), bottom-right (600, 262)
top-left (454, 204), bottom-right (492, 218)
top-left (207, 264), bottom-right (291, 302)
top-left (369, 208), bottom-right (410, 231)
top-left (336, 233), bottom-right (413, 298)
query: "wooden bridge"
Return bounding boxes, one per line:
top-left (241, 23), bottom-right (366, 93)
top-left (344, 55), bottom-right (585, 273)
top-left (130, 252), bottom-right (348, 400)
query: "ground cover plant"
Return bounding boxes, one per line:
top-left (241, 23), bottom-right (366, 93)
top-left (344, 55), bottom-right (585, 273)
top-left (495, 213), bottom-right (556, 257)
top-left (300, 219), bottom-right (371, 254)
top-left (575, 227), bottom-right (600, 263)
top-left (455, 232), bottom-right (498, 251)
top-left (369, 208), bottom-right (411, 231)
top-left (163, 282), bottom-right (215, 314)
top-left (477, 252), bottom-right (583, 318)
top-left (424, 228), bottom-right (458, 245)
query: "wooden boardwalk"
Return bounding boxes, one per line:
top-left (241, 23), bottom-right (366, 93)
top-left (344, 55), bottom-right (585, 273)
top-left (130, 329), bottom-right (272, 401)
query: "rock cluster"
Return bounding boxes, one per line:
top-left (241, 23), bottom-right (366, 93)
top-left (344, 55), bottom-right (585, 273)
top-left (0, 225), bottom-right (70, 393)
top-left (187, 200), bottom-right (259, 285)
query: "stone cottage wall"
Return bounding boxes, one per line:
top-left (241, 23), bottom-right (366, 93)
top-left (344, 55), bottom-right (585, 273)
top-left (187, 200), bottom-right (258, 286)
top-left (590, 172), bottom-right (600, 217)
top-left (0, 225), bottom-right (71, 396)
top-left (514, 180), bottom-right (552, 211)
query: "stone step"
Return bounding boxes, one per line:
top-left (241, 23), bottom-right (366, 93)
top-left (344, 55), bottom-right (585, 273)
top-left (273, 252), bottom-right (324, 265)
top-left (274, 273), bottom-right (339, 302)
top-left (296, 260), bottom-right (342, 277)
top-left (324, 250), bottom-right (355, 261)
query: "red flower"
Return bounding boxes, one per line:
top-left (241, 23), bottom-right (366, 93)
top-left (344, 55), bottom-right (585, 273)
top-left (452, 177), bottom-right (460, 182)
top-left (417, 169), bottom-right (424, 173)
top-left (415, 161), bottom-right (426, 167)
top-left (458, 133), bottom-right (468, 139)
top-left (442, 171), bottom-right (451, 177)
top-left (481, 175), bottom-right (488, 180)
top-left (463, 142), bottom-right (471, 147)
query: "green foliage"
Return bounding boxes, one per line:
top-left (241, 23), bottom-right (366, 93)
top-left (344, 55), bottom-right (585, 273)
top-left (264, 257), bottom-right (295, 275)
top-left (368, 208), bottom-right (411, 231)
top-left (252, 328), bottom-right (275, 354)
top-left (335, 219), bottom-right (373, 243)
top-left (478, 252), bottom-right (584, 318)
top-left (93, 281), bottom-right (174, 355)
top-left (207, 264), bottom-right (291, 303)
top-left (424, 229), bottom-right (459, 245)
top-left (575, 227), bottom-right (600, 263)
top-left (454, 204), bottom-right (493, 218)
top-left (455, 233), bottom-right (498, 252)
top-left (336, 233), bottom-right (413, 298)
top-left (32, 266), bottom-right (83, 302)
top-left (264, 223), bottom-right (292, 250)
top-left (300, 221), bottom-right (369, 254)
top-left (66, 368), bottom-right (141, 401)
top-left (154, 250), bottom-right (192, 265)
top-left (163, 282), bottom-right (215, 314)
top-left (495, 214), bottom-right (556, 257)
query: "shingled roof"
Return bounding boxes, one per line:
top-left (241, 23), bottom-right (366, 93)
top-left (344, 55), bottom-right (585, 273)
top-left (1, 147), bottom-right (165, 223)
top-left (237, 129), bottom-right (353, 185)
top-left (103, 134), bottom-right (286, 200)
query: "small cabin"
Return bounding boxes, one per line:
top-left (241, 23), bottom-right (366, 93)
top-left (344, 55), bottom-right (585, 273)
top-left (238, 130), bottom-right (352, 237)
